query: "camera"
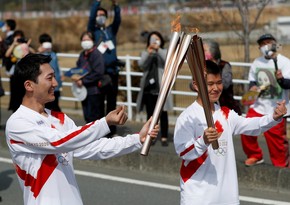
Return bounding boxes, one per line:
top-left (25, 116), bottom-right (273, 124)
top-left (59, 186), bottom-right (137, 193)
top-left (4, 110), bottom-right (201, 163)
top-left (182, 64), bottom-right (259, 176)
top-left (270, 44), bottom-right (277, 52)
top-left (17, 37), bottom-right (28, 43)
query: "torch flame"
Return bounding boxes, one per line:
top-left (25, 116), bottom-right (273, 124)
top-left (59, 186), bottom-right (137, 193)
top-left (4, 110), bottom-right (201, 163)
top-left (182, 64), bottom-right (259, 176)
top-left (184, 26), bottom-right (200, 34)
top-left (188, 27), bottom-right (199, 33)
top-left (171, 15), bottom-right (199, 34)
top-left (171, 15), bottom-right (181, 32)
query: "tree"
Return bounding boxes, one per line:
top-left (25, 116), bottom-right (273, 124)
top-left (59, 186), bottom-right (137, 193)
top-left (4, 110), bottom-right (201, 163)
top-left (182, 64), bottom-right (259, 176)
top-left (210, 0), bottom-right (271, 62)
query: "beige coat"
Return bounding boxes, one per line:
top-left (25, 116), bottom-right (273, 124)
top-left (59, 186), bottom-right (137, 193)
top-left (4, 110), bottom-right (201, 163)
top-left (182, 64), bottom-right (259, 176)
top-left (136, 48), bottom-right (173, 112)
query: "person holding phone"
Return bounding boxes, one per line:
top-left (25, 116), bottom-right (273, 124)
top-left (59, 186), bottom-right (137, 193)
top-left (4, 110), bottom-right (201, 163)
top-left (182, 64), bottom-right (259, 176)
top-left (136, 31), bottom-right (173, 146)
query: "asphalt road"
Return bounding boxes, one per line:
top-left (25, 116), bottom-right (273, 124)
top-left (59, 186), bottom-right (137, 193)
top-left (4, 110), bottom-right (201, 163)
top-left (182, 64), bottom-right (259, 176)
top-left (0, 109), bottom-right (290, 205)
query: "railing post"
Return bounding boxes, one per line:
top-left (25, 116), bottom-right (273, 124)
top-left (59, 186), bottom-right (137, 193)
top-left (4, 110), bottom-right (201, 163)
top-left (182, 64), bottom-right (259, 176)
top-left (125, 55), bottom-right (133, 120)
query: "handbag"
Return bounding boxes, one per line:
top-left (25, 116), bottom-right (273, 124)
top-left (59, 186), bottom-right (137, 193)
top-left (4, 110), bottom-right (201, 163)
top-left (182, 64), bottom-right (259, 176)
top-left (97, 74), bottom-right (112, 93)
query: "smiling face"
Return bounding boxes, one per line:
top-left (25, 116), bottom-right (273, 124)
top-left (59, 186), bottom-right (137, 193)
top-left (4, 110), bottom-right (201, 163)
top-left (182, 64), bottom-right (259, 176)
top-left (206, 73), bottom-right (223, 103)
top-left (193, 73), bottom-right (223, 106)
top-left (28, 63), bottom-right (58, 105)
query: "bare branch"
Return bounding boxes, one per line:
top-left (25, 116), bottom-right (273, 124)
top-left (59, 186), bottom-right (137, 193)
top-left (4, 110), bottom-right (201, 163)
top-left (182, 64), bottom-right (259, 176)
top-left (250, 0), bottom-right (271, 31)
top-left (210, 0), bottom-right (242, 38)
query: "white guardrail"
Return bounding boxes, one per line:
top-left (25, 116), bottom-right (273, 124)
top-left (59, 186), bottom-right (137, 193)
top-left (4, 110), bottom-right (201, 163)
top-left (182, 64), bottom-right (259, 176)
top-left (1, 53), bottom-right (252, 121)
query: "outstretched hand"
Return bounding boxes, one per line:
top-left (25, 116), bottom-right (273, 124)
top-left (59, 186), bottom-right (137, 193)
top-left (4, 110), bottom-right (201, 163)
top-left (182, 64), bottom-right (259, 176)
top-left (273, 100), bottom-right (287, 121)
top-left (105, 106), bottom-right (128, 126)
top-left (139, 117), bottom-right (159, 144)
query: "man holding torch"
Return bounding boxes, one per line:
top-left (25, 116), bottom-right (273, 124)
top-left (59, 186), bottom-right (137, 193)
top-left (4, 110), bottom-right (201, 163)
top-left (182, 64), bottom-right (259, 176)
top-left (173, 60), bottom-right (287, 205)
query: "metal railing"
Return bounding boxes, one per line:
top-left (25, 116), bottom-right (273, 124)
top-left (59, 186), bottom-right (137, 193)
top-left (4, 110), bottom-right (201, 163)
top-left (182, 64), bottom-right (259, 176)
top-left (1, 53), bottom-right (252, 121)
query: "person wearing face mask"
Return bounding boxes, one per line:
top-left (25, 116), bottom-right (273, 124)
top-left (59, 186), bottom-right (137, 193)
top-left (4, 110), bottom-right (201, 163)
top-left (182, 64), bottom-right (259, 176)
top-left (4, 30), bottom-right (36, 112)
top-left (74, 31), bottom-right (105, 123)
top-left (0, 19), bottom-right (16, 72)
top-left (38, 33), bottom-right (62, 112)
top-left (241, 33), bottom-right (290, 167)
top-left (203, 39), bottom-right (242, 115)
top-left (87, 0), bottom-right (121, 137)
top-left (136, 31), bottom-right (173, 147)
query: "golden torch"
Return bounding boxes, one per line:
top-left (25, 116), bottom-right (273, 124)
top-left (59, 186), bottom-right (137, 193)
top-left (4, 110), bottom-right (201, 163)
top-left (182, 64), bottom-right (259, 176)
top-left (186, 35), bottom-right (219, 149)
top-left (140, 18), bottom-right (219, 156)
top-left (140, 17), bottom-right (194, 156)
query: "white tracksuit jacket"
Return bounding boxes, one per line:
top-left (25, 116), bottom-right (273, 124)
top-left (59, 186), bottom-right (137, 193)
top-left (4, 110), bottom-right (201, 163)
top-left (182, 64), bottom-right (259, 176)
top-left (174, 102), bottom-right (280, 205)
top-left (6, 105), bottom-right (142, 205)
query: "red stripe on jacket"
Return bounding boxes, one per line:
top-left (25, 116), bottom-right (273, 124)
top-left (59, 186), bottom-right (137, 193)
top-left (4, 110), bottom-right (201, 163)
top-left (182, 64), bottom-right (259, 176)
top-left (180, 144), bottom-right (195, 157)
top-left (10, 139), bottom-right (25, 144)
top-left (221, 106), bottom-right (230, 119)
top-left (180, 151), bottom-right (208, 183)
top-left (50, 121), bottom-right (96, 146)
top-left (15, 154), bottom-right (58, 198)
top-left (51, 111), bottom-right (65, 125)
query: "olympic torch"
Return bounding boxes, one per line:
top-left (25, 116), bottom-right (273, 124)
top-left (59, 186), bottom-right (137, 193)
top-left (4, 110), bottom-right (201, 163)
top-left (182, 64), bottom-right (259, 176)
top-left (140, 18), bottom-right (193, 156)
top-left (186, 35), bottom-right (219, 149)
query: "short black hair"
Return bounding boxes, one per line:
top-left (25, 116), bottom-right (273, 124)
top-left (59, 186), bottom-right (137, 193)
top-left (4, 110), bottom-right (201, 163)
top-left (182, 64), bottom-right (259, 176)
top-left (205, 60), bottom-right (222, 75)
top-left (39, 33), bottom-right (52, 43)
top-left (6, 19), bottom-right (16, 30)
top-left (15, 53), bottom-right (51, 83)
top-left (80, 31), bottom-right (95, 42)
top-left (13, 30), bottom-right (25, 38)
top-left (15, 54), bottom-right (52, 99)
top-left (96, 7), bottom-right (108, 17)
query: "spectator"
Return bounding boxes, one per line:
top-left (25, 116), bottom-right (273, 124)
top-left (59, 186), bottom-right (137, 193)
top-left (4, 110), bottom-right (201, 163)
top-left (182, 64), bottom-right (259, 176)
top-left (5, 53), bottom-right (159, 205)
top-left (74, 31), bottom-right (105, 123)
top-left (5, 30), bottom-right (35, 112)
top-left (0, 19), bottom-right (16, 68)
top-left (241, 34), bottom-right (290, 167)
top-left (87, 0), bottom-right (121, 136)
top-left (173, 60), bottom-right (287, 205)
top-left (203, 39), bottom-right (242, 115)
top-left (136, 31), bottom-right (173, 146)
top-left (38, 33), bottom-right (62, 112)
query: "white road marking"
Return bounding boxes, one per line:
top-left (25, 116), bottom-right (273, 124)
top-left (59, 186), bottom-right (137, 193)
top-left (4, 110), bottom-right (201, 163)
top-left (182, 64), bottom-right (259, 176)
top-left (1, 157), bottom-right (289, 205)
top-left (74, 169), bottom-right (180, 191)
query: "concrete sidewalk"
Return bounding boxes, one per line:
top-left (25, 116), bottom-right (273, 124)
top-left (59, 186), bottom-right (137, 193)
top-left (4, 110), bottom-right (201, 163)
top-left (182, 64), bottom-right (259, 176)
top-left (0, 107), bottom-right (289, 194)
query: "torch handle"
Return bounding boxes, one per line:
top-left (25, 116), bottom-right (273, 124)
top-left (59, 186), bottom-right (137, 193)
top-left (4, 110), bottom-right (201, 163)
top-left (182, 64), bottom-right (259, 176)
top-left (211, 138), bottom-right (219, 149)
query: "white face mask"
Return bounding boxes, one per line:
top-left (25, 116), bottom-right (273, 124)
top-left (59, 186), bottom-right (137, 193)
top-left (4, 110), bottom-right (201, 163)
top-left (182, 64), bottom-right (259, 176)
top-left (1, 25), bottom-right (7, 33)
top-left (81, 40), bottom-right (94, 50)
top-left (150, 36), bottom-right (161, 46)
top-left (260, 44), bottom-right (274, 57)
top-left (96, 16), bottom-right (106, 26)
top-left (42, 42), bottom-right (52, 49)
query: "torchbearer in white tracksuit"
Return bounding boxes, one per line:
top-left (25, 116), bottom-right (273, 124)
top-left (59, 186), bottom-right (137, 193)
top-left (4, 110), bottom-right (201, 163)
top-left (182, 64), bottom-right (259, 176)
top-left (173, 60), bottom-right (287, 205)
top-left (5, 53), bottom-right (159, 205)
